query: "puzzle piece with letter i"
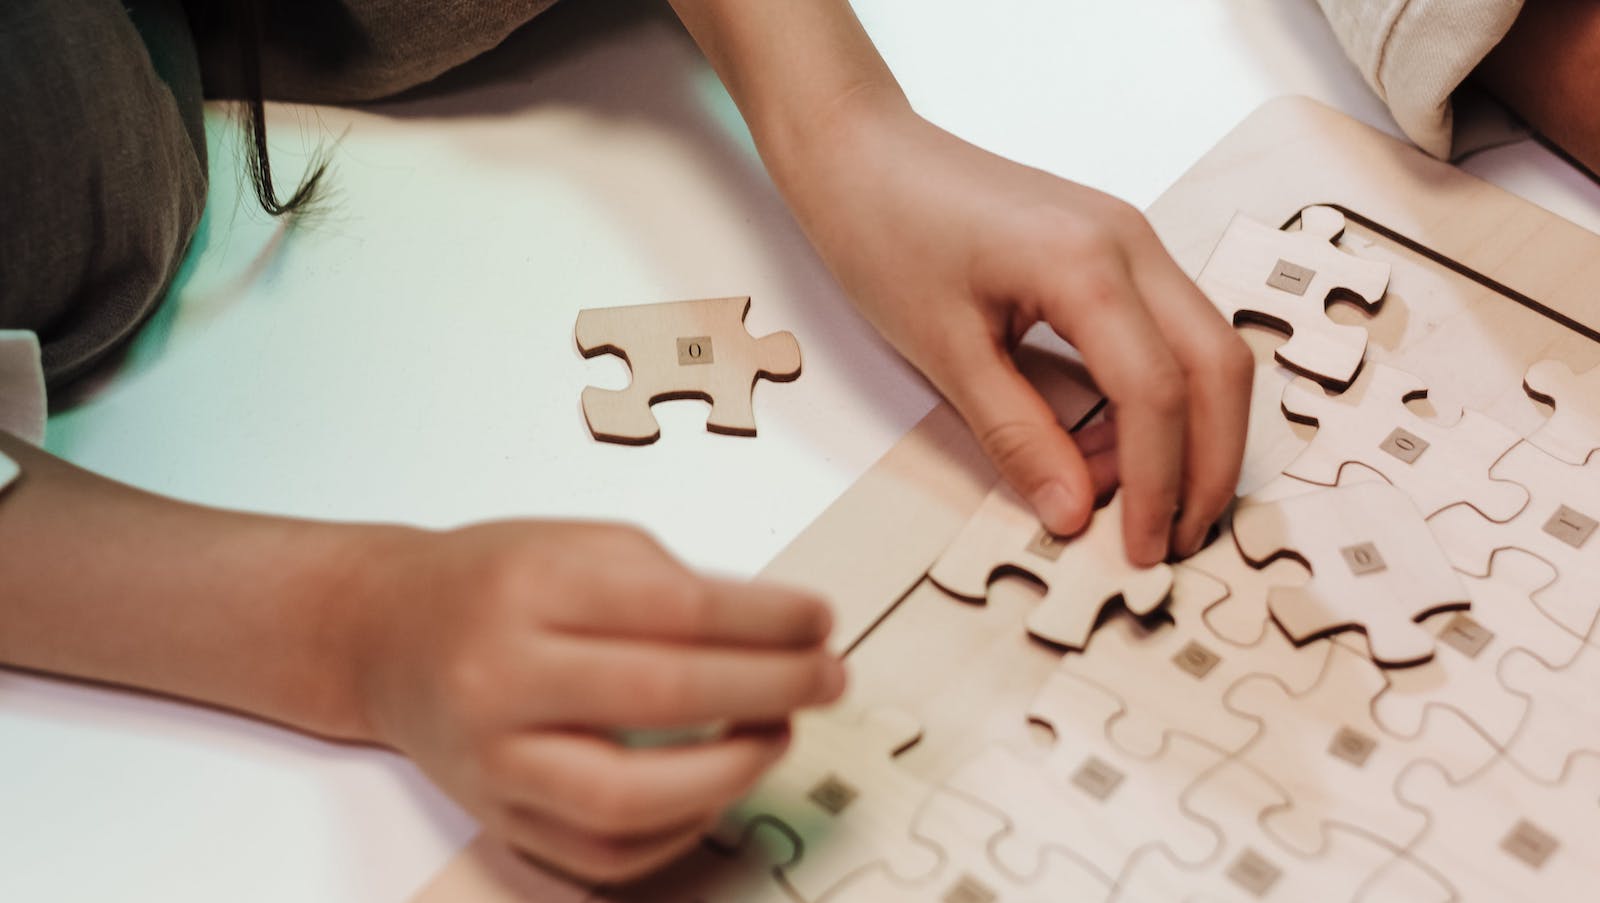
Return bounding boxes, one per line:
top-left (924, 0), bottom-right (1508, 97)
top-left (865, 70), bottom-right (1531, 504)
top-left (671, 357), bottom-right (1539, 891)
top-left (928, 488), bottom-right (1174, 650)
top-left (1196, 204), bottom-right (1390, 389)
top-left (1397, 755), bottom-right (1600, 901)
top-left (574, 296), bottom-right (801, 444)
top-left (1280, 363), bottom-right (1527, 520)
top-left (1232, 481), bottom-right (1470, 667)
top-left (1523, 359), bottom-right (1600, 465)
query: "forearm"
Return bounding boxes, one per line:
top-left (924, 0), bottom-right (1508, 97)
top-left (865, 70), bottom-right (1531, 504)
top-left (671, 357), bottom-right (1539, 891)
top-left (1475, 0), bottom-right (1600, 176)
top-left (0, 434), bottom-right (385, 740)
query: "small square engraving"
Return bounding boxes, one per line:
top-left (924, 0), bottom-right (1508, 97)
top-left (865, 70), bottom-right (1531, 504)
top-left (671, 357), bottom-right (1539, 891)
top-left (1340, 542), bottom-right (1387, 576)
top-left (1266, 259), bottom-right (1316, 295)
top-left (676, 335), bottom-right (715, 366)
top-left (807, 774), bottom-right (857, 815)
top-left (1439, 614), bottom-right (1494, 659)
top-left (1327, 726), bottom-right (1377, 767)
top-left (1226, 848), bottom-right (1282, 897)
top-left (1027, 527), bottom-right (1068, 562)
top-left (942, 874), bottom-right (997, 903)
top-left (1500, 819), bottom-right (1559, 869)
top-left (1542, 505), bottom-right (1598, 550)
top-left (1379, 427), bottom-right (1430, 464)
top-left (1071, 756), bottom-right (1125, 801)
top-left (1172, 641), bottom-right (1222, 679)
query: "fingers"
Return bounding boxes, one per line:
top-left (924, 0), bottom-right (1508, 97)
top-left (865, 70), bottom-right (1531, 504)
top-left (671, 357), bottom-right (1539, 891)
top-left (1125, 231), bottom-right (1253, 557)
top-left (534, 634), bottom-right (845, 728)
top-left (1039, 256), bottom-right (1187, 565)
top-left (938, 332), bottom-right (1096, 536)
top-left (546, 564), bottom-right (833, 650)
top-left (495, 727), bottom-right (789, 838)
top-left (1075, 414), bottom-right (1120, 499)
top-left (501, 804), bottom-right (711, 885)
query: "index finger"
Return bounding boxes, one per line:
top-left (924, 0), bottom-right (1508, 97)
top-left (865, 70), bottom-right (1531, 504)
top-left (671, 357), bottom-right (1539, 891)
top-left (544, 576), bottom-right (834, 650)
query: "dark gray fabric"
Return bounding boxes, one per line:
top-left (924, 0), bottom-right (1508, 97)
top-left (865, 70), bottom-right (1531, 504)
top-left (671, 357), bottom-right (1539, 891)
top-left (0, 0), bottom-right (207, 388)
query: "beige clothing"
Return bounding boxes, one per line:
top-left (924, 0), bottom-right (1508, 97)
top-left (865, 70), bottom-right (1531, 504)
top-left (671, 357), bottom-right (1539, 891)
top-left (1317, 0), bottom-right (1524, 158)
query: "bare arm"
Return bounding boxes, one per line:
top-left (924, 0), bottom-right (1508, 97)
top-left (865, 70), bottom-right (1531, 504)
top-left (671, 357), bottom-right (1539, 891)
top-left (1476, 0), bottom-right (1600, 176)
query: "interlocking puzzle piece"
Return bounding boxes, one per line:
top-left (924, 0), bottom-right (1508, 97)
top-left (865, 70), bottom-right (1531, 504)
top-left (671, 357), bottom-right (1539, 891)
top-left (1501, 643), bottom-right (1600, 784)
top-left (1280, 363), bottom-right (1527, 520)
top-left (1430, 441), bottom-right (1600, 639)
top-left (1188, 520), bottom-right (1314, 647)
top-left (823, 787), bottom-right (1111, 902)
top-left (944, 671), bottom-right (1224, 881)
top-left (1225, 643), bottom-right (1495, 854)
top-left (1397, 755), bottom-right (1600, 900)
top-left (928, 488), bottom-right (1174, 650)
top-left (1196, 205), bottom-right (1390, 388)
top-left (1055, 565), bottom-right (1329, 757)
top-left (574, 296), bottom-right (801, 444)
top-left (1524, 359), bottom-right (1600, 465)
top-left (709, 705), bottom-right (937, 900)
top-left (1115, 759), bottom-right (1452, 902)
top-left (1232, 481), bottom-right (1469, 667)
top-left (1374, 549), bottom-right (1579, 746)
top-left (1237, 359), bottom-right (1311, 498)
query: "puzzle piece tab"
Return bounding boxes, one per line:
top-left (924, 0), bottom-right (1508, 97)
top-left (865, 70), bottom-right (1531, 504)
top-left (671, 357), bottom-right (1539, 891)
top-left (1232, 482), bottom-right (1470, 667)
top-left (929, 488), bottom-right (1173, 650)
top-left (1501, 643), bottom-right (1600, 784)
top-left (1524, 359), bottom-right (1600, 465)
top-left (1280, 363), bottom-right (1527, 520)
top-left (575, 296), bottom-right (801, 443)
top-left (1196, 205), bottom-right (1390, 388)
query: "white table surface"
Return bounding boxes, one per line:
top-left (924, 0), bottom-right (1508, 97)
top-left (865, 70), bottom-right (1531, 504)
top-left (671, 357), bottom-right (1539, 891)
top-left (6, 1), bottom-right (1599, 900)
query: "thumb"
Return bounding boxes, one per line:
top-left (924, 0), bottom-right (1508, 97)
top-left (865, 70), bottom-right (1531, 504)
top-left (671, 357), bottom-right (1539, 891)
top-left (939, 344), bottom-right (1096, 536)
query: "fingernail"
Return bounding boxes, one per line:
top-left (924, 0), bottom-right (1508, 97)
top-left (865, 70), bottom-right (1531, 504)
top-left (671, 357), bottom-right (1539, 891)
top-left (1031, 482), bottom-right (1080, 535)
top-left (821, 658), bottom-right (848, 701)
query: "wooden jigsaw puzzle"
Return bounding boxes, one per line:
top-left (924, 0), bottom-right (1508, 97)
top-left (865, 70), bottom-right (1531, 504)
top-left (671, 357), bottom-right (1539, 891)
top-left (416, 99), bottom-right (1600, 902)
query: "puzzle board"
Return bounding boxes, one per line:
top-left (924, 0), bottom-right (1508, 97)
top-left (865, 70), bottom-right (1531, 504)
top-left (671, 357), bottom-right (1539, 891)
top-left (412, 98), bottom-right (1600, 902)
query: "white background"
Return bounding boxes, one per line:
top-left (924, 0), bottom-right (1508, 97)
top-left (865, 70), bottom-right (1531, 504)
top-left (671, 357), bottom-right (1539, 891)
top-left (6, 1), bottom-right (1600, 900)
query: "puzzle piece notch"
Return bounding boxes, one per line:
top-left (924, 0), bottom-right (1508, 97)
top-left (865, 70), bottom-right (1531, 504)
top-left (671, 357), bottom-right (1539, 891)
top-left (1186, 519), bottom-right (1314, 647)
top-left (1524, 359), bottom-right (1600, 465)
top-left (1196, 205), bottom-right (1390, 389)
top-left (1279, 362), bottom-right (1528, 521)
top-left (928, 487), bottom-right (1174, 650)
top-left (1233, 482), bottom-right (1470, 668)
top-left (575, 296), bottom-right (801, 444)
top-left (1224, 643), bottom-right (1496, 855)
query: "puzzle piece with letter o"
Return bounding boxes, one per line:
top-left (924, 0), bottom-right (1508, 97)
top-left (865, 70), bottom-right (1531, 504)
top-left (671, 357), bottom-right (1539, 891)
top-left (1196, 205), bottom-right (1390, 388)
top-left (574, 296), bottom-right (801, 444)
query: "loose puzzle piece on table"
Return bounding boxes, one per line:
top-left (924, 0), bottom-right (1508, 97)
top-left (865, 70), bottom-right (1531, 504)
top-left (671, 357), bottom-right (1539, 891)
top-left (823, 787), bottom-right (1111, 903)
top-left (1225, 643), bottom-right (1495, 855)
top-left (1524, 359), bottom-right (1600, 465)
top-left (1196, 205), bottom-right (1390, 388)
top-left (928, 488), bottom-right (1174, 650)
top-left (1429, 441), bottom-right (1600, 640)
top-left (574, 296), bottom-right (801, 444)
top-left (941, 670), bottom-right (1225, 881)
top-left (1232, 481), bottom-right (1470, 667)
top-left (1116, 758), bottom-right (1452, 903)
top-left (708, 705), bottom-right (937, 901)
top-left (1397, 755), bottom-right (1600, 901)
top-left (1279, 362), bottom-right (1527, 520)
top-left (1501, 642), bottom-right (1600, 784)
top-left (1374, 549), bottom-right (1579, 746)
top-left (1055, 564), bottom-right (1330, 757)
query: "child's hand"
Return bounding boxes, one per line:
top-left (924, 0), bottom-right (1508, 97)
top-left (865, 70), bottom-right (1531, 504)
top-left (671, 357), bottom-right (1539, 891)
top-left (346, 521), bottom-right (844, 883)
top-left (775, 107), bottom-right (1253, 564)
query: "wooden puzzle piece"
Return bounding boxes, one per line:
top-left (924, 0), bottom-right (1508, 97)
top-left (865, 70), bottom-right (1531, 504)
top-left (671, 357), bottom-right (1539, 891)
top-left (1429, 441), bottom-right (1600, 640)
top-left (1056, 565), bottom-right (1329, 757)
top-left (1232, 482), bottom-right (1470, 667)
top-left (822, 787), bottom-right (1111, 902)
top-left (1523, 359), bottom-right (1600, 465)
top-left (1115, 759), bottom-right (1452, 902)
top-left (1501, 643), bottom-right (1600, 784)
top-left (1196, 205), bottom-right (1390, 389)
top-left (1397, 755), bottom-right (1600, 901)
top-left (1237, 359), bottom-right (1311, 498)
top-left (1225, 643), bottom-right (1496, 855)
top-left (574, 296), bottom-right (801, 444)
top-left (1374, 549), bottom-right (1579, 746)
top-left (708, 705), bottom-right (937, 901)
top-left (1188, 521), bottom-right (1314, 647)
top-left (928, 488), bottom-right (1174, 650)
top-left (1279, 363), bottom-right (1527, 521)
